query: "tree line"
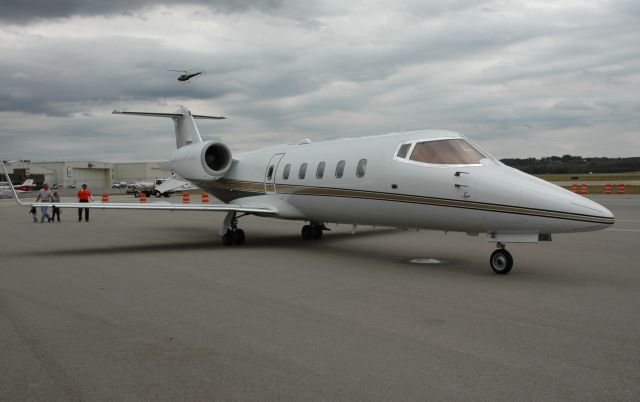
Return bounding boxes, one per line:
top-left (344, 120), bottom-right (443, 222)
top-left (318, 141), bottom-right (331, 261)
top-left (500, 155), bottom-right (640, 174)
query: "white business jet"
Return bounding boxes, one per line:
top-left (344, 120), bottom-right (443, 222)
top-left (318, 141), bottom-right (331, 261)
top-left (2, 107), bottom-right (614, 274)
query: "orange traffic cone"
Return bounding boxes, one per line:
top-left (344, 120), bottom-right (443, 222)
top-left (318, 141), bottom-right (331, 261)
top-left (201, 193), bottom-right (209, 203)
top-left (182, 191), bottom-right (190, 204)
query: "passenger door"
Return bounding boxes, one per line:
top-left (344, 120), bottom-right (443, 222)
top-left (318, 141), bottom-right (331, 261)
top-left (264, 153), bottom-right (285, 194)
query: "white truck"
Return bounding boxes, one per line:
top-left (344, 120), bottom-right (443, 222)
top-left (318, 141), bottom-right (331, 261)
top-left (128, 177), bottom-right (194, 198)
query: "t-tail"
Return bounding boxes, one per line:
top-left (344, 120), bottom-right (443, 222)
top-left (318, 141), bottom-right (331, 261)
top-left (112, 107), bottom-right (225, 149)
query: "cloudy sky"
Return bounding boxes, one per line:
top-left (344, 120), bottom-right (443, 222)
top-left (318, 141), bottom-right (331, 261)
top-left (1, 0), bottom-right (638, 161)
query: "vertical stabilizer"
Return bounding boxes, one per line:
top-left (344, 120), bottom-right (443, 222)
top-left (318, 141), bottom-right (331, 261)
top-left (112, 107), bottom-right (225, 149)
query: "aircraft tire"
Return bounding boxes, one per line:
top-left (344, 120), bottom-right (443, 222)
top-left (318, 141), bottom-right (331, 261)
top-left (490, 249), bottom-right (513, 275)
top-left (222, 230), bottom-right (234, 246)
top-left (301, 225), bottom-right (312, 240)
top-left (234, 229), bottom-right (245, 245)
top-left (311, 226), bottom-right (323, 240)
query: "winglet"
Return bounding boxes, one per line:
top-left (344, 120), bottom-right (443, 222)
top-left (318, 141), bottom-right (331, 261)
top-left (0, 160), bottom-right (30, 206)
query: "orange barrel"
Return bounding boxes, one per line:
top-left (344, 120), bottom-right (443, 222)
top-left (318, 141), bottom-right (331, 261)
top-left (201, 193), bottom-right (209, 203)
top-left (182, 191), bottom-right (190, 204)
top-left (604, 183), bottom-right (612, 195)
top-left (618, 184), bottom-right (625, 194)
top-left (581, 184), bottom-right (587, 195)
top-left (571, 184), bottom-right (578, 193)
top-left (140, 193), bottom-right (147, 203)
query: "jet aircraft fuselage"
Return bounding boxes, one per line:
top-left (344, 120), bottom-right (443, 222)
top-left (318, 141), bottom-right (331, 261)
top-left (195, 130), bottom-right (612, 236)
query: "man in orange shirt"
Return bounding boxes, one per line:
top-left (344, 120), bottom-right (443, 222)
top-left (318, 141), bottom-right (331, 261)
top-left (77, 184), bottom-right (94, 222)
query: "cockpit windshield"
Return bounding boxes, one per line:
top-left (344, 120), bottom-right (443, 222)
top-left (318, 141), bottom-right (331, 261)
top-left (407, 139), bottom-right (485, 165)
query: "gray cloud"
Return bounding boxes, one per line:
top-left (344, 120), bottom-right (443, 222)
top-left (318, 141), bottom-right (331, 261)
top-left (0, 0), bottom-right (638, 161)
top-left (0, 0), bottom-right (284, 23)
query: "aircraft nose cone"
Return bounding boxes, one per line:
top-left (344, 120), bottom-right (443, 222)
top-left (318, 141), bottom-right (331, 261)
top-left (567, 193), bottom-right (614, 219)
top-left (566, 192), bottom-right (615, 231)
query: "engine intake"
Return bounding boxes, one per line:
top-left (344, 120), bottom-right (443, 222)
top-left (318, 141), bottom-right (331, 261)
top-left (169, 141), bottom-right (232, 180)
top-left (204, 143), bottom-right (231, 172)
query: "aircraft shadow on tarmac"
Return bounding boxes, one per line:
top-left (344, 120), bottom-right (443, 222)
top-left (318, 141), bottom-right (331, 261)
top-left (29, 228), bottom-right (403, 257)
top-left (23, 227), bottom-right (589, 280)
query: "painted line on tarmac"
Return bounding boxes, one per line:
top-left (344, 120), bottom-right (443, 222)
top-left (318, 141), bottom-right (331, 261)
top-left (606, 229), bottom-right (640, 232)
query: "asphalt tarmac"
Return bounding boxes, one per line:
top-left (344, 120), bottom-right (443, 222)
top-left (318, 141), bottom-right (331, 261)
top-left (1, 195), bottom-right (638, 401)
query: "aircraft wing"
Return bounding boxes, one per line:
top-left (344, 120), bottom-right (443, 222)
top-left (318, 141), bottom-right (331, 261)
top-left (27, 201), bottom-right (277, 215)
top-left (0, 160), bottom-right (276, 215)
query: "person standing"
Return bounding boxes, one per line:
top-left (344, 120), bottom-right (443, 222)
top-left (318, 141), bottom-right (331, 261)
top-left (35, 183), bottom-right (54, 223)
top-left (77, 184), bottom-right (93, 222)
top-left (29, 206), bottom-right (37, 223)
top-left (51, 191), bottom-right (62, 222)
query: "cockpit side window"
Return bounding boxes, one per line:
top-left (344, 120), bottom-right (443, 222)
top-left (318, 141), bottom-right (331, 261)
top-left (409, 139), bottom-right (485, 165)
top-left (396, 143), bottom-right (411, 159)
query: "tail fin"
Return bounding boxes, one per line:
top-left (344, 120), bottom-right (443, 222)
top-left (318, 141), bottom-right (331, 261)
top-left (112, 107), bottom-right (225, 149)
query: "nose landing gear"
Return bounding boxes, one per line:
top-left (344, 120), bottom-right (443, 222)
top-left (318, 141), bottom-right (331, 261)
top-left (490, 243), bottom-right (513, 274)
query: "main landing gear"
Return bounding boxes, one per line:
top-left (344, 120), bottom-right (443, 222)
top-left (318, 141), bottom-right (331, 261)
top-left (220, 212), bottom-right (245, 246)
top-left (301, 222), bottom-right (327, 240)
top-left (222, 227), bottom-right (245, 246)
top-left (490, 243), bottom-right (513, 275)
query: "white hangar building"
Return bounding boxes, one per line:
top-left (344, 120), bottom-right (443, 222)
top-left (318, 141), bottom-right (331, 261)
top-left (2, 161), bottom-right (171, 190)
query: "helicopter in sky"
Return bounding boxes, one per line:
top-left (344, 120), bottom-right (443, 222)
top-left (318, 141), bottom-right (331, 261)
top-left (168, 68), bottom-right (204, 82)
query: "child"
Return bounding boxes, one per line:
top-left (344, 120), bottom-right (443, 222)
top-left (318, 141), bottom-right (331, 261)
top-left (29, 207), bottom-right (37, 223)
top-left (51, 192), bottom-right (61, 222)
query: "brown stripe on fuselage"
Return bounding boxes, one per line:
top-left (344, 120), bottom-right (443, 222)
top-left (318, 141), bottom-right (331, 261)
top-left (206, 179), bottom-right (613, 225)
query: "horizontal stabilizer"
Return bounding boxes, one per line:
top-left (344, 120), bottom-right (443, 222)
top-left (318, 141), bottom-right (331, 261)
top-left (112, 110), bottom-right (225, 119)
top-left (113, 107), bottom-right (225, 149)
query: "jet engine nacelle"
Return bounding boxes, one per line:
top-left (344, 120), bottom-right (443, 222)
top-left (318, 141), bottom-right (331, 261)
top-left (169, 141), bottom-right (232, 181)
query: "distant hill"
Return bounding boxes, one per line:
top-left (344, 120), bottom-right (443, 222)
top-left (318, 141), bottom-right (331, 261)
top-left (500, 155), bottom-right (640, 174)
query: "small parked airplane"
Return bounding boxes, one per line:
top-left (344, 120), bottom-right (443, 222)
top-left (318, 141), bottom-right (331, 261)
top-left (0, 178), bottom-right (34, 192)
top-left (2, 108), bottom-right (614, 274)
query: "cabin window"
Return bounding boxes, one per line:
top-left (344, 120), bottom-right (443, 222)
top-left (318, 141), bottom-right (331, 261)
top-left (298, 163), bottom-right (308, 179)
top-left (316, 162), bottom-right (325, 179)
top-left (410, 139), bottom-right (485, 165)
top-left (335, 160), bottom-right (345, 178)
top-left (283, 164), bottom-right (291, 180)
top-left (396, 143), bottom-right (411, 159)
top-left (266, 165), bottom-right (274, 181)
top-left (356, 159), bottom-right (367, 178)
